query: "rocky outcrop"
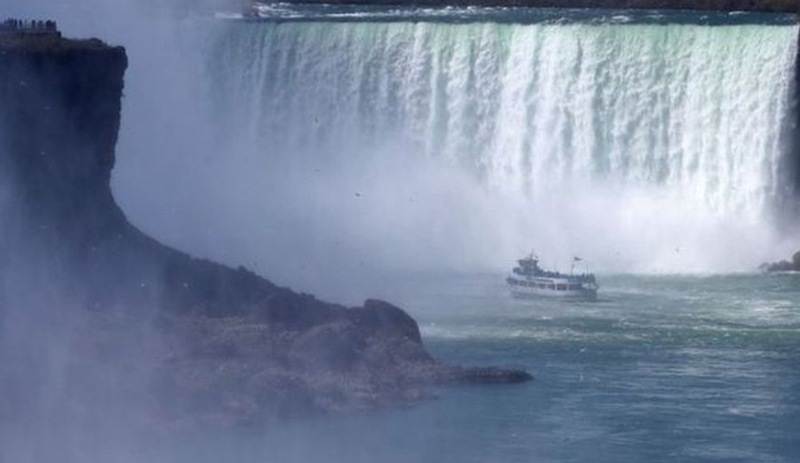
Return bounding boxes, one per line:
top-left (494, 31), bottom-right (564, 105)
top-left (0, 26), bottom-right (529, 428)
top-left (760, 251), bottom-right (800, 272)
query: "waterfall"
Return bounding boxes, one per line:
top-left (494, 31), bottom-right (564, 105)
top-left (116, 16), bottom-right (800, 289)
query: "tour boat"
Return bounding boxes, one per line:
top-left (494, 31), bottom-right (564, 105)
top-left (506, 253), bottom-right (598, 301)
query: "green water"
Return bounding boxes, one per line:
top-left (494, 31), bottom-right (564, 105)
top-left (149, 273), bottom-right (800, 462)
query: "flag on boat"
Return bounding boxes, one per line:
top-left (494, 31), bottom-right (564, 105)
top-left (573, 256), bottom-right (583, 262)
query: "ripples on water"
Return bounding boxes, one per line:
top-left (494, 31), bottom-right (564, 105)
top-left (410, 273), bottom-right (800, 462)
top-left (158, 273), bottom-right (800, 462)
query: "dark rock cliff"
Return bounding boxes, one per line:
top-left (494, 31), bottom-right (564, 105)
top-left (0, 29), bottom-right (529, 428)
top-left (0, 35), bottom-right (128, 251)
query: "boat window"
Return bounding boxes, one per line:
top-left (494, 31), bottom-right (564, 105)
top-left (556, 284), bottom-right (567, 291)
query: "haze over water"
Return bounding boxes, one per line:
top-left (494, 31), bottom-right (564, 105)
top-left (131, 8), bottom-right (799, 461)
top-left (3, 2), bottom-right (800, 461)
top-left (114, 8), bottom-right (800, 461)
top-left (127, 272), bottom-right (800, 463)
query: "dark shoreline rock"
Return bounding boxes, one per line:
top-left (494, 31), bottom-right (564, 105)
top-left (0, 26), bottom-right (530, 428)
top-left (760, 251), bottom-right (800, 272)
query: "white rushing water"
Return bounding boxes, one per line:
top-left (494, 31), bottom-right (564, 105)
top-left (215, 22), bottom-right (796, 207)
top-left (116, 18), bottom-right (800, 293)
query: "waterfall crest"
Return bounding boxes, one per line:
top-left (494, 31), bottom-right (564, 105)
top-left (128, 18), bottom-right (800, 280)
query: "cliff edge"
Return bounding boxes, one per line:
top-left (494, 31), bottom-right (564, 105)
top-left (0, 23), bottom-right (529, 428)
top-left (251, 0), bottom-right (800, 13)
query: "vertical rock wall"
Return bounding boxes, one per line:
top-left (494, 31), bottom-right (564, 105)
top-left (0, 38), bottom-right (128, 246)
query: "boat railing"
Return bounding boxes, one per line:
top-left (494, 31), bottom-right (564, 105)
top-left (514, 267), bottom-right (594, 280)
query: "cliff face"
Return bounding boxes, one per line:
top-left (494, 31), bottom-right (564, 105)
top-left (0, 37), bottom-right (127, 240)
top-left (0, 30), bottom-right (528, 428)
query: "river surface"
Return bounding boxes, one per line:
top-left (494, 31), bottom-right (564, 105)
top-left (148, 272), bottom-right (800, 463)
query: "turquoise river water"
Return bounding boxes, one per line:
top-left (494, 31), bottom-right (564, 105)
top-left (141, 272), bottom-right (800, 463)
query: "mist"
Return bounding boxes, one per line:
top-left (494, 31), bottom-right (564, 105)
top-left (7, 1), bottom-right (798, 308)
top-left (2, 1), bottom-right (800, 461)
top-left (0, 5), bottom-right (457, 459)
top-left (109, 12), bottom-right (800, 306)
top-left (0, 2), bottom-right (210, 461)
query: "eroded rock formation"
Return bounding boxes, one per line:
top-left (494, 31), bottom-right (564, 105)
top-left (0, 26), bottom-right (529, 429)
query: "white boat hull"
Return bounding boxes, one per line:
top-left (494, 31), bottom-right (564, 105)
top-left (509, 285), bottom-right (597, 300)
top-left (506, 276), bottom-right (598, 301)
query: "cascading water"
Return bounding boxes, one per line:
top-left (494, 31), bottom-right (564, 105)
top-left (116, 12), bottom-right (800, 296)
top-left (213, 20), bottom-right (796, 208)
